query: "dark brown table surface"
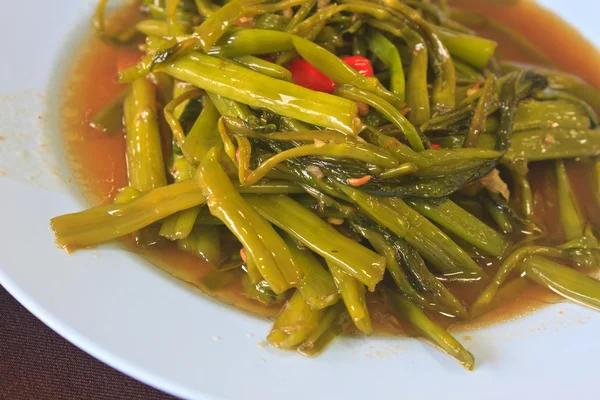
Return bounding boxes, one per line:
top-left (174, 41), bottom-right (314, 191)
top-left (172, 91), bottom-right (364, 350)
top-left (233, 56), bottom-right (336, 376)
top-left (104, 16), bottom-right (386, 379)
top-left (0, 285), bottom-right (178, 400)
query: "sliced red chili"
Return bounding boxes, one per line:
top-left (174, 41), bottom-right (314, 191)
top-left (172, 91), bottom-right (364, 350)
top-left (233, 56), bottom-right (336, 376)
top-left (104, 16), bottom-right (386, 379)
top-left (287, 59), bottom-right (336, 93)
top-left (287, 55), bottom-right (375, 93)
top-left (340, 56), bottom-right (374, 77)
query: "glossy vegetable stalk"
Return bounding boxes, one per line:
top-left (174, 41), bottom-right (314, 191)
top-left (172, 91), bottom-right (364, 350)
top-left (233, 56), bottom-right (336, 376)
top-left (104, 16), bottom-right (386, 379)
top-left (297, 302), bottom-right (348, 356)
top-left (212, 29), bottom-right (295, 57)
top-left (51, 179), bottom-right (206, 252)
top-left (335, 85), bottom-right (423, 151)
top-left (177, 226), bottom-right (221, 266)
top-left (194, 0), bottom-right (265, 52)
top-left (402, 27), bottom-right (431, 126)
top-left (464, 74), bottom-right (496, 148)
top-left (244, 252), bottom-right (263, 285)
top-left (182, 94), bottom-right (221, 164)
top-left (165, 0), bottom-right (188, 36)
top-left (207, 93), bottom-right (252, 120)
top-left (286, 0), bottom-right (316, 31)
top-left (484, 196), bottom-right (514, 234)
top-left (162, 52), bottom-right (360, 134)
top-left (522, 256), bottom-right (600, 311)
top-left (290, 3), bottom-right (389, 37)
top-left (338, 184), bottom-right (487, 281)
top-left (283, 234), bottom-right (340, 310)
top-left (406, 198), bottom-right (508, 256)
top-left (244, 194), bottom-right (386, 290)
top-left (232, 55), bottom-right (293, 81)
top-left (434, 27), bottom-right (497, 69)
top-left (471, 246), bottom-right (562, 317)
top-left (90, 87), bottom-right (128, 135)
top-left (113, 186), bottom-right (141, 204)
top-left (197, 148), bottom-right (302, 293)
top-left (160, 206), bottom-right (201, 240)
top-left (507, 129), bottom-right (600, 163)
top-left (123, 78), bottom-right (167, 192)
top-left (93, 0), bottom-right (137, 44)
top-left (136, 20), bottom-right (170, 37)
top-left (358, 226), bottom-right (467, 318)
top-left (383, 287), bottom-right (475, 370)
top-left (367, 31), bottom-right (405, 100)
top-left (437, 130), bottom-right (600, 163)
top-left (555, 160), bottom-right (585, 241)
top-left (376, 0), bottom-right (456, 112)
top-left (163, 88), bottom-right (204, 160)
top-left (327, 260), bottom-right (373, 334)
top-left (268, 290), bottom-right (325, 348)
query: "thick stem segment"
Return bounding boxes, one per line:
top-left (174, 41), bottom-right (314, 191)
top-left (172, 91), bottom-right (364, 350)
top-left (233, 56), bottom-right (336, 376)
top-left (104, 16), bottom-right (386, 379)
top-left (268, 290), bottom-right (325, 348)
top-left (406, 198), bottom-right (508, 257)
top-left (338, 184), bottom-right (487, 281)
top-left (383, 287), bottom-right (475, 370)
top-left (51, 179), bottom-right (205, 252)
top-left (327, 260), bottom-right (373, 335)
top-left (162, 52), bottom-right (360, 134)
top-left (282, 234), bottom-right (340, 310)
top-left (124, 78), bottom-right (167, 192)
top-left (555, 160), bottom-right (585, 241)
top-left (245, 194), bottom-right (386, 290)
top-left (367, 31), bottom-right (405, 100)
top-left (471, 246), bottom-right (562, 317)
top-left (522, 256), bottom-right (600, 311)
top-left (197, 148), bottom-right (303, 293)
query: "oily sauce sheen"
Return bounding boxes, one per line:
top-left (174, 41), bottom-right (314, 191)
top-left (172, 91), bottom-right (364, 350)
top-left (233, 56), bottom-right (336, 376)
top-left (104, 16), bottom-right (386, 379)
top-left (60, 1), bottom-right (600, 334)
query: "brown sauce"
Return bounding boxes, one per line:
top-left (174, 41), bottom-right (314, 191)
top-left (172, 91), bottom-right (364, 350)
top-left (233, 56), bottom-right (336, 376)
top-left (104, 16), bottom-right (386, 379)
top-left (59, 1), bottom-right (600, 334)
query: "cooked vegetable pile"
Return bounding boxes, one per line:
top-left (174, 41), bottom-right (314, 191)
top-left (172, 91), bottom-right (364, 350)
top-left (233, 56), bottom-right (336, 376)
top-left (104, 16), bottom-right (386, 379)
top-left (52, 0), bottom-right (600, 369)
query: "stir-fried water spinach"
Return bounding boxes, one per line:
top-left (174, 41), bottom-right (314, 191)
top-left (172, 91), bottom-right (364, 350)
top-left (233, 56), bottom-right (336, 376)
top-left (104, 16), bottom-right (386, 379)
top-left (51, 0), bottom-right (600, 369)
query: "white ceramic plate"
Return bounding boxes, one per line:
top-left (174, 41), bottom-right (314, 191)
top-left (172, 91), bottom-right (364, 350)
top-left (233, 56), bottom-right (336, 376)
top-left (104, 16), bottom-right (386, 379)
top-left (1, 1), bottom-right (598, 399)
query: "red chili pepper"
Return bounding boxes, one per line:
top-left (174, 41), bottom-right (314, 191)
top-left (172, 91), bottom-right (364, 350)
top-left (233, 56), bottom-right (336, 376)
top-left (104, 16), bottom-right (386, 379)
top-left (287, 59), bottom-right (336, 93)
top-left (287, 56), bottom-right (374, 93)
top-left (340, 56), bottom-right (374, 77)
